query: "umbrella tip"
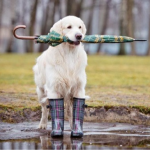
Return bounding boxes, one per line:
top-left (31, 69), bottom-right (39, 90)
top-left (134, 39), bottom-right (147, 41)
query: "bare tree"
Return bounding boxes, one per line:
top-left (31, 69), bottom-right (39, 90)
top-left (58, 0), bottom-right (63, 18)
top-left (66, 0), bottom-right (83, 17)
top-left (147, 0), bottom-right (150, 56)
top-left (27, 0), bottom-right (39, 53)
top-left (75, 0), bottom-right (84, 17)
top-left (0, 0), bottom-right (4, 47)
top-left (0, 0), bottom-right (4, 32)
top-left (66, 0), bottom-right (73, 15)
top-left (97, 0), bottom-right (111, 54)
top-left (38, 0), bottom-right (51, 53)
top-left (126, 0), bottom-right (136, 55)
top-left (118, 0), bottom-right (126, 55)
top-left (6, 0), bottom-right (18, 53)
top-left (86, 0), bottom-right (96, 35)
top-left (38, 0), bottom-right (61, 52)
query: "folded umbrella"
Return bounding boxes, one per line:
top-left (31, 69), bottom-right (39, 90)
top-left (13, 25), bottom-right (146, 47)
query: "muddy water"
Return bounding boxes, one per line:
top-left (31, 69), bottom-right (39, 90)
top-left (1, 135), bottom-right (150, 150)
top-left (0, 121), bottom-right (150, 149)
top-left (0, 137), bottom-right (150, 150)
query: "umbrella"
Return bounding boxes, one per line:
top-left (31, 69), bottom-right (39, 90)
top-left (13, 25), bottom-right (146, 47)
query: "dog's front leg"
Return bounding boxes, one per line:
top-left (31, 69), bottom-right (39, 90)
top-left (39, 98), bottom-right (49, 129)
top-left (46, 88), bottom-right (64, 137)
top-left (39, 88), bottom-right (60, 129)
top-left (73, 87), bottom-right (85, 98)
top-left (70, 83), bottom-right (87, 137)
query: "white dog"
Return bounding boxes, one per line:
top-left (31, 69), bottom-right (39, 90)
top-left (33, 16), bottom-right (87, 129)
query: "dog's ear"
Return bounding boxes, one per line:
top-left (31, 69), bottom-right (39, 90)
top-left (81, 21), bottom-right (87, 35)
top-left (50, 19), bottom-right (62, 35)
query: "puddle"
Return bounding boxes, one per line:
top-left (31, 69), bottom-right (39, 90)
top-left (0, 136), bottom-right (150, 150)
top-left (0, 121), bottom-right (150, 149)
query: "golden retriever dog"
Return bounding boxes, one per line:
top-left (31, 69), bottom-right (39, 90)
top-left (33, 16), bottom-right (87, 129)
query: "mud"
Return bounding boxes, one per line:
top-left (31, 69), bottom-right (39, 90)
top-left (84, 106), bottom-right (150, 125)
top-left (0, 91), bottom-right (150, 125)
top-left (1, 105), bottom-right (150, 126)
top-left (0, 108), bottom-right (41, 123)
top-left (0, 122), bottom-right (150, 147)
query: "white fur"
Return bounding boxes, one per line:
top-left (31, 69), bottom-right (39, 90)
top-left (33, 16), bottom-right (87, 129)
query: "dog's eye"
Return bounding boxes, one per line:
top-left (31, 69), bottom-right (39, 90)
top-left (67, 26), bottom-right (72, 29)
top-left (79, 26), bottom-right (81, 29)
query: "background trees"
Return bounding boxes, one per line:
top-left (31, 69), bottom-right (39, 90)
top-left (147, 0), bottom-right (150, 56)
top-left (0, 0), bottom-right (149, 55)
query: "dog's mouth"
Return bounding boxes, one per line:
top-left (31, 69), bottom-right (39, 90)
top-left (69, 41), bottom-right (80, 46)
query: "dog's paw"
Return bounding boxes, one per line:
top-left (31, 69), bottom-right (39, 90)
top-left (38, 123), bottom-right (47, 129)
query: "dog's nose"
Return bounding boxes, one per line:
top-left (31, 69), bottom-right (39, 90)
top-left (75, 33), bottom-right (82, 40)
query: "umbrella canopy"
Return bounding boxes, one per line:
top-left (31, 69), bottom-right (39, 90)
top-left (13, 25), bottom-right (146, 47)
top-left (36, 31), bottom-right (146, 47)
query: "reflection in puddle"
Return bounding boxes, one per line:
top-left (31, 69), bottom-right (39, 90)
top-left (1, 133), bottom-right (150, 150)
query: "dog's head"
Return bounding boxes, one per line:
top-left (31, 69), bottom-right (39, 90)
top-left (50, 16), bottom-right (86, 46)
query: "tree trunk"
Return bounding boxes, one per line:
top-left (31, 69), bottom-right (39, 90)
top-left (6, 29), bottom-right (13, 53)
top-left (118, 0), bottom-right (126, 55)
top-left (58, 0), bottom-right (62, 19)
top-left (27, 0), bottom-right (39, 53)
top-left (6, 0), bottom-right (17, 53)
top-left (38, 0), bottom-right (61, 53)
top-left (66, 0), bottom-right (83, 16)
top-left (38, 0), bottom-right (59, 53)
top-left (75, 0), bottom-right (84, 17)
top-left (97, 0), bottom-right (111, 54)
top-left (45, 1), bottom-right (56, 32)
top-left (51, 0), bottom-right (57, 25)
top-left (126, 0), bottom-right (136, 55)
top-left (0, 0), bottom-right (3, 32)
top-left (86, 0), bottom-right (96, 35)
top-left (38, 0), bottom-right (51, 53)
top-left (85, 0), bottom-right (96, 53)
top-left (66, 0), bottom-right (73, 15)
top-left (147, 1), bottom-right (150, 56)
top-left (0, 0), bottom-right (4, 46)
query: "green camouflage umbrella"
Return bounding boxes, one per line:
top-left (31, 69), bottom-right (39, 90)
top-left (36, 30), bottom-right (146, 47)
top-left (13, 25), bottom-right (146, 46)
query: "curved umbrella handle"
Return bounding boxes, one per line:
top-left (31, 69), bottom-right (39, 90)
top-left (13, 25), bottom-right (37, 40)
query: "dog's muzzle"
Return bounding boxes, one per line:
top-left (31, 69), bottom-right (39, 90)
top-left (75, 33), bottom-right (82, 41)
top-left (68, 33), bottom-right (82, 46)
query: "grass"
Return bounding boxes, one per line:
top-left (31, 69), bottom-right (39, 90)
top-left (0, 54), bottom-right (150, 113)
top-left (87, 55), bottom-right (150, 86)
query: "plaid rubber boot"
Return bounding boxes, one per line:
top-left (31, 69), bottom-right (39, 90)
top-left (47, 98), bottom-right (64, 137)
top-left (71, 139), bottom-right (83, 150)
top-left (51, 139), bottom-right (63, 150)
top-left (71, 98), bottom-right (87, 138)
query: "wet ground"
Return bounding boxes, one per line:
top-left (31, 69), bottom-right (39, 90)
top-left (0, 121), bottom-right (150, 150)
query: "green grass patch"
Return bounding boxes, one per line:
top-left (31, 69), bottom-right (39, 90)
top-left (87, 55), bottom-right (150, 86)
top-left (0, 54), bottom-right (150, 113)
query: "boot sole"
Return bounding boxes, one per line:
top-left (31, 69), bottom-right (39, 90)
top-left (71, 132), bottom-right (83, 138)
top-left (51, 135), bottom-right (63, 138)
top-left (51, 132), bottom-right (64, 138)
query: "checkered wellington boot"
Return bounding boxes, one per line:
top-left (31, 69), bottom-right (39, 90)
top-left (51, 139), bottom-right (63, 150)
top-left (71, 139), bottom-right (83, 150)
top-left (47, 98), bottom-right (64, 137)
top-left (71, 98), bottom-right (87, 138)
